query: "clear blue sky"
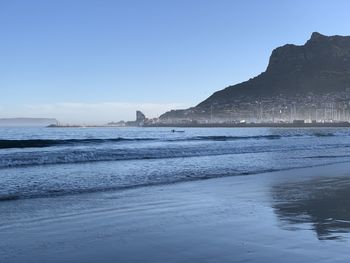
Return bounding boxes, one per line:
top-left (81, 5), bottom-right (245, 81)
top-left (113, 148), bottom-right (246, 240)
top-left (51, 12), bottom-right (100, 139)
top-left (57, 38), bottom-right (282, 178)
top-left (1, 0), bottom-right (350, 123)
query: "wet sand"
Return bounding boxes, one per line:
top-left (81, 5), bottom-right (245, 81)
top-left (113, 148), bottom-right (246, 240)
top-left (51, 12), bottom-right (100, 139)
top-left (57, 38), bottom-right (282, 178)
top-left (2, 163), bottom-right (350, 262)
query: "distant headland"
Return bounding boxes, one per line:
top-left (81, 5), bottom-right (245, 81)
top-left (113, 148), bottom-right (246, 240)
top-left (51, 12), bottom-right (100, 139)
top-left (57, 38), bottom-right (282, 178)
top-left (0, 118), bottom-right (58, 127)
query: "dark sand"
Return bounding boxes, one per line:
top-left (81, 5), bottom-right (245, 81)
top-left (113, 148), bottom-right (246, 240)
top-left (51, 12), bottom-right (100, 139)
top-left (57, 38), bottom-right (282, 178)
top-left (2, 163), bottom-right (350, 262)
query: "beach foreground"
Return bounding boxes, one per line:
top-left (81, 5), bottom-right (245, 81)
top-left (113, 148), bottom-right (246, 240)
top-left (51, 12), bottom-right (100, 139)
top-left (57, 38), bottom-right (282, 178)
top-left (2, 163), bottom-right (350, 263)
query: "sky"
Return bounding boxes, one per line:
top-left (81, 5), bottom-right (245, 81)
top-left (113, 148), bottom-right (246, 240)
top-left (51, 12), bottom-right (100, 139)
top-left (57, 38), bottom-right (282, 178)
top-left (1, 0), bottom-right (350, 124)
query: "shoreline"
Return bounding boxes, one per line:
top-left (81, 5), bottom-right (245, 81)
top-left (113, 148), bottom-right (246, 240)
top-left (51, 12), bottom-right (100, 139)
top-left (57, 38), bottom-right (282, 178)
top-left (2, 162), bottom-right (350, 262)
top-left (146, 122), bottom-right (350, 128)
top-left (46, 123), bottom-right (350, 128)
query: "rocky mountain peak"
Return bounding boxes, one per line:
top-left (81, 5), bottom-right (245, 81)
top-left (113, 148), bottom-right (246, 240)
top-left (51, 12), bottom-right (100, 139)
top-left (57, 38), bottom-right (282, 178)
top-left (309, 31), bottom-right (326, 41)
top-left (160, 32), bottom-right (350, 120)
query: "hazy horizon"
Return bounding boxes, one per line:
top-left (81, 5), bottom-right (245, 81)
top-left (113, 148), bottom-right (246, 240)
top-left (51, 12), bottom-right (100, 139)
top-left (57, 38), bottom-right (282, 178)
top-left (2, 0), bottom-right (350, 124)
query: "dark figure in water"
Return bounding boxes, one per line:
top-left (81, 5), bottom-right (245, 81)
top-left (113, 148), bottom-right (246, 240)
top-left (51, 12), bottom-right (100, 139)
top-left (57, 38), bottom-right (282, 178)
top-left (171, 129), bottom-right (185, 133)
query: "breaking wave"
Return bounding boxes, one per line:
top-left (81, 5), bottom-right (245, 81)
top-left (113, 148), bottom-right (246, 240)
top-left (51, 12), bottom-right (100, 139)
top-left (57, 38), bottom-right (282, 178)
top-left (0, 138), bottom-right (155, 149)
top-left (0, 133), bottom-right (337, 149)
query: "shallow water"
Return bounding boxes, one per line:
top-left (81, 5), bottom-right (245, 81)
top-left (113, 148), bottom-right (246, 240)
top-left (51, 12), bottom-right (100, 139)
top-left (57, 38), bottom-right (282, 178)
top-left (273, 176), bottom-right (350, 240)
top-left (1, 164), bottom-right (350, 262)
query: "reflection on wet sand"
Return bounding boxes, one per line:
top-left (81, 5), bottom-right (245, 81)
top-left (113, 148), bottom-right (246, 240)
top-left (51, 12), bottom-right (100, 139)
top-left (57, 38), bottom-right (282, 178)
top-left (272, 177), bottom-right (350, 240)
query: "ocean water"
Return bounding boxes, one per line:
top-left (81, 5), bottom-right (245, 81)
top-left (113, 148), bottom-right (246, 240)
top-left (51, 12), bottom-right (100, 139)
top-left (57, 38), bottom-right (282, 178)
top-left (1, 127), bottom-right (350, 201)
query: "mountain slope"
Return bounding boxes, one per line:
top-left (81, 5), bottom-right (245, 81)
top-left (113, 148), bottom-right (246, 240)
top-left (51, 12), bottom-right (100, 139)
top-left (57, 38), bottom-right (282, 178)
top-left (160, 32), bottom-right (350, 120)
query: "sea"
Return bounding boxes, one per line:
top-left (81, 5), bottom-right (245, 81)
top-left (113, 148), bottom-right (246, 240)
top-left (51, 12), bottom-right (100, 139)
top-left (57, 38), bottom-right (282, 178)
top-left (1, 126), bottom-right (350, 201)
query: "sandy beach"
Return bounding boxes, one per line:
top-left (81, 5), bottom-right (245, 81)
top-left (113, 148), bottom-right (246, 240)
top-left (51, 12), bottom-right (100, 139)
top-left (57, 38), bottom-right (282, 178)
top-left (2, 162), bottom-right (350, 263)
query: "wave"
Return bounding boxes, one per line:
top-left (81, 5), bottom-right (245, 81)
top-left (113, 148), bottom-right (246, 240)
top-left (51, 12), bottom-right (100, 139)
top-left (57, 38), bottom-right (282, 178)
top-left (195, 132), bottom-right (339, 140)
top-left (0, 167), bottom-right (311, 202)
top-left (313, 132), bottom-right (336, 137)
top-left (1, 141), bottom-right (347, 169)
top-left (0, 135), bottom-right (280, 149)
top-left (1, 160), bottom-right (348, 202)
top-left (0, 143), bottom-right (281, 168)
top-left (193, 135), bottom-right (282, 141)
top-left (0, 132), bottom-right (338, 149)
top-left (163, 134), bottom-right (328, 143)
top-left (168, 133), bottom-right (337, 142)
top-left (305, 154), bottom-right (350, 159)
top-left (0, 138), bottom-right (155, 149)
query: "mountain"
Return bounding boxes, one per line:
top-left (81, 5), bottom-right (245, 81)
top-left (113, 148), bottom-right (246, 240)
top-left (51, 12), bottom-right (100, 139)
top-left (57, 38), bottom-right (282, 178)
top-left (0, 118), bottom-right (58, 127)
top-left (160, 32), bottom-right (350, 122)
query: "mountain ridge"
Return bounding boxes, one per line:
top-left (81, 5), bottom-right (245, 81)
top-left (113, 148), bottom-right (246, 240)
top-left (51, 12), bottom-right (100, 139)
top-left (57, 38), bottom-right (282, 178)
top-left (160, 32), bottom-right (350, 121)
